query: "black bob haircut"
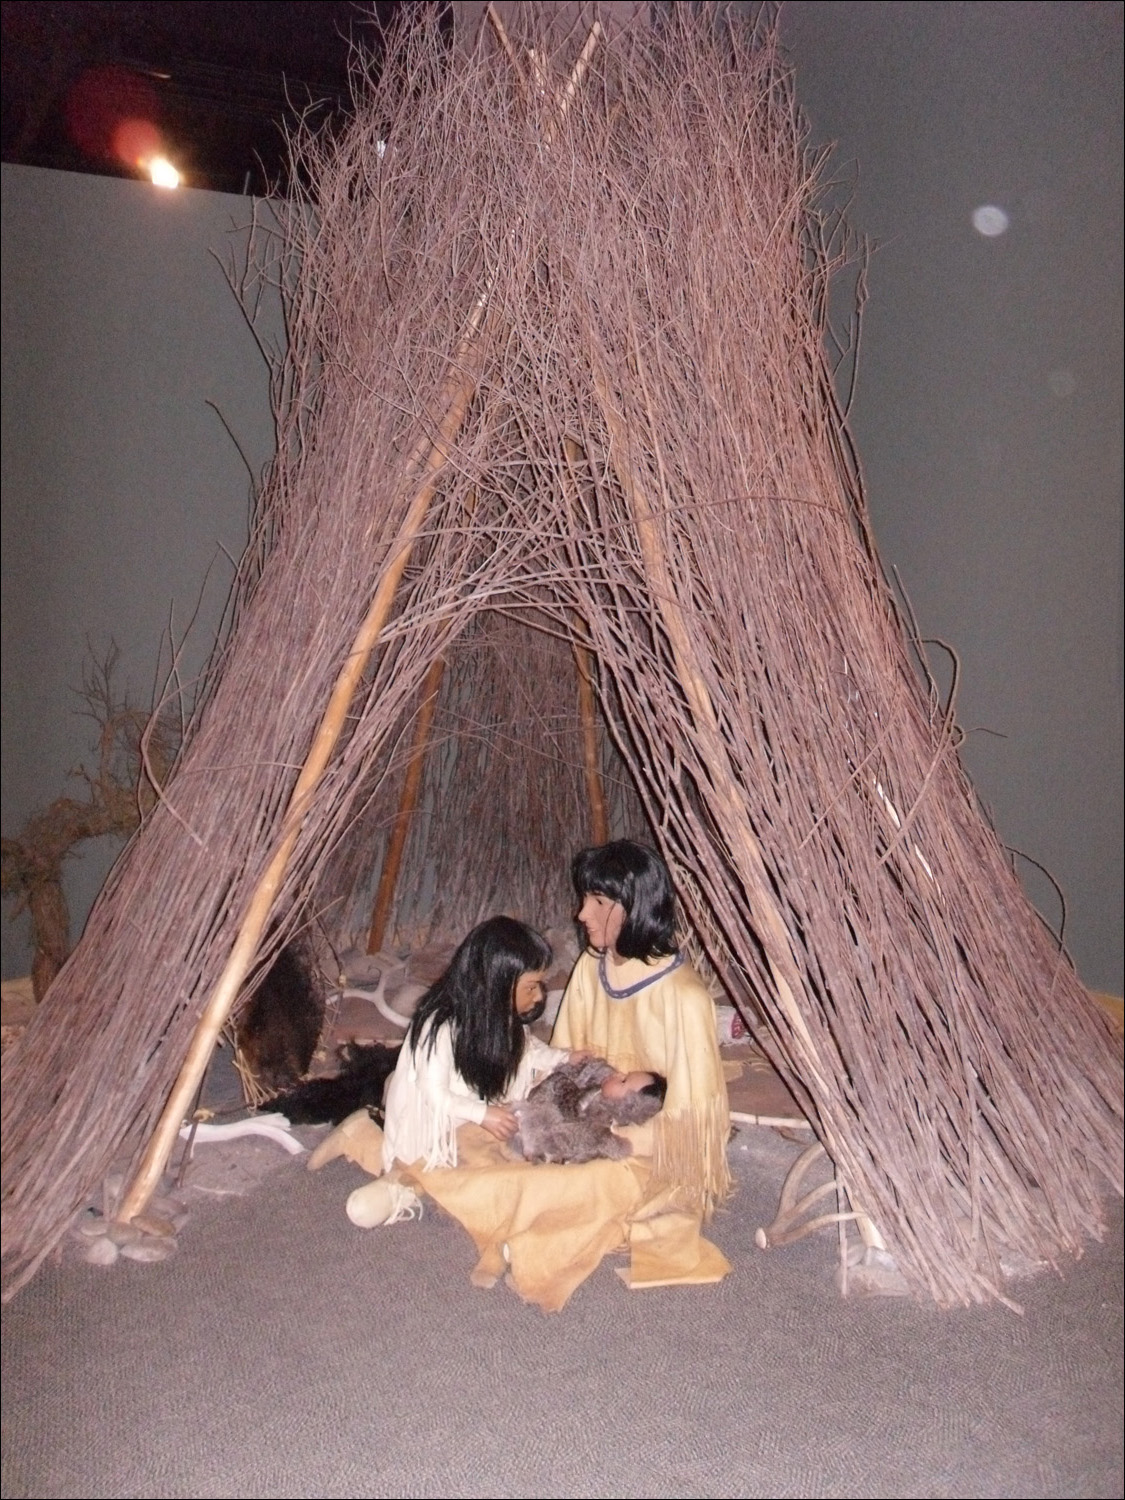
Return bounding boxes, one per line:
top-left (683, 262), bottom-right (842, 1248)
top-left (407, 916), bottom-right (553, 1102)
top-left (570, 840), bottom-right (678, 961)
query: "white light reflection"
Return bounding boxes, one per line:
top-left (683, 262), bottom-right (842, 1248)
top-left (972, 204), bottom-right (1009, 237)
top-left (149, 157), bottom-right (182, 189)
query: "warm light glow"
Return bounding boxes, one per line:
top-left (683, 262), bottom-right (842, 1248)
top-left (114, 117), bottom-right (160, 169)
top-left (149, 157), bottom-right (182, 189)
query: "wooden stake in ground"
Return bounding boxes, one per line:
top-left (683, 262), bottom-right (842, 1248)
top-left (366, 654), bottom-right (447, 955)
top-left (116, 306), bottom-right (488, 1226)
top-left (573, 639), bottom-right (609, 845)
top-left (116, 15), bottom-right (609, 1225)
top-left (587, 339), bottom-right (886, 1246)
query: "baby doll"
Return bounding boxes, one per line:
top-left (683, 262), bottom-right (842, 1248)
top-left (508, 1056), bottom-right (667, 1165)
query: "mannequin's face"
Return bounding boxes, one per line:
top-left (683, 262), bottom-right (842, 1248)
top-left (600, 1070), bottom-right (657, 1101)
top-left (577, 892), bottom-right (626, 954)
top-left (514, 969), bottom-right (549, 1022)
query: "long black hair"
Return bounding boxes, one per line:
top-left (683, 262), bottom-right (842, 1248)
top-left (406, 916), bottom-right (553, 1102)
top-left (571, 840), bottom-right (678, 961)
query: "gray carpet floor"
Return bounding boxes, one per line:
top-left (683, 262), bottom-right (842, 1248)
top-left (2, 1092), bottom-right (1125, 1500)
top-left (2, 1117), bottom-right (1122, 1500)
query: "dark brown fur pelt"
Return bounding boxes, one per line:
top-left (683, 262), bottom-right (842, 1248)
top-left (268, 1040), bottom-right (401, 1125)
top-left (234, 938), bottom-right (325, 1096)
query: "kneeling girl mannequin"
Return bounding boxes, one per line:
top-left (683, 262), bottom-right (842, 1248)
top-left (381, 915), bottom-right (573, 1175)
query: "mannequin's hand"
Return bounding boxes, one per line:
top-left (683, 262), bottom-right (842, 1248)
top-left (481, 1104), bottom-right (518, 1141)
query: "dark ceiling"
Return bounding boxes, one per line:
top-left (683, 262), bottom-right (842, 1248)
top-left (0, 1), bottom-right (434, 195)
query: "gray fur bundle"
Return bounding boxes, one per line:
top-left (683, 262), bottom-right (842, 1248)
top-left (509, 1058), bottom-right (663, 1165)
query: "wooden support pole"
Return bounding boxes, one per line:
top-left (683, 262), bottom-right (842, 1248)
top-left (550, 19), bottom-right (602, 131)
top-left (562, 438), bottom-right (609, 846)
top-left (484, 3), bottom-right (531, 98)
top-left (366, 653), bottom-right (447, 955)
top-left (120, 16), bottom-right (607, 1230)
top-left (588, 338), bottom-right (887, 1253)
top-left (365, 475), bottom-right (480, 955)
top-left (590, 349), bottom-right (819, 1061)
top-left (117, 304), bottom-right (488, 1226)
top-left (573, 639), bottom-right (609, 845)
top-left (484, 5), bottom-right (602, 132)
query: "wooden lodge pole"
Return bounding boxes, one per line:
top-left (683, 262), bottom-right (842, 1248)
top-left (573, 639), bottom-right (609, 845)
top-left (561, 439), bottom-right (609, 845)
top-left (120, 14), bottom-right (608, 1228)
top-left (362, 15), bottom-right (611, 952)
top-left (365, 477), bottom-right (481, 955)
top-left (588, 338), bottom-right (887, 1250)
top-left (117, 304), bottom-right (489, 1225)
top-left (365, 654), bottom-right (447, 955)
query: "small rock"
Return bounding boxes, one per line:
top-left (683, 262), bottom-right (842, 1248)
top-left (106, 1220), bottom-right (144, 1247)
top-left (149, 1192), bottom-right (187, 1219)
top-left (119, 1237), bottom-right (177, 1263)
top-left (837, 1245), bottom-right (911, 1297)
top-left (132, 1213), bottom-right (177, 1239)
top-left (82, 1236), bottom-right (120, 1266)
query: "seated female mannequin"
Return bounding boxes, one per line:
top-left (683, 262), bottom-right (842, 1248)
top-left (551, 839), bottom-right (732, 1216)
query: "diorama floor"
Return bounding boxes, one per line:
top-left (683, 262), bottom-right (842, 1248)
top-left (2, 1082), bottom-right (1122, 1500)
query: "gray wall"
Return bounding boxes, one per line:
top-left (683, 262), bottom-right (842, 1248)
top-left (2, 0), bottom-right (1122, 992)
top-left (1, 165), bottom-right (279, 977)
top-left (779, 1), bottom-right (1123, 993)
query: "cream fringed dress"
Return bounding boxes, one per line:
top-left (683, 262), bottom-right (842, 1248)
top-left (550, 949), bottom-right (732, 1215)
top-left (381, 1021), bottom-right (566, 1174)
top-left (391, 953), bottom-right (732, 1308)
